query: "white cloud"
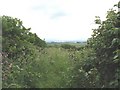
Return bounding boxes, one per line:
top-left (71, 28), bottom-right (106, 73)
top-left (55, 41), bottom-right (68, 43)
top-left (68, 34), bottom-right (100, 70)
top-left (0, 0), bottom-right (119, 42)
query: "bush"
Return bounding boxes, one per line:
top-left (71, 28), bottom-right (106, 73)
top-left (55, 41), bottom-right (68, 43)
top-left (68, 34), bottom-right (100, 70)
top-left (61, 44), bottom-right (76, 50)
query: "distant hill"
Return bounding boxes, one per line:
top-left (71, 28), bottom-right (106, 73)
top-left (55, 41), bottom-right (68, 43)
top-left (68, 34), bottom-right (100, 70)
top-left (46, 40), bottom-right (87, 43)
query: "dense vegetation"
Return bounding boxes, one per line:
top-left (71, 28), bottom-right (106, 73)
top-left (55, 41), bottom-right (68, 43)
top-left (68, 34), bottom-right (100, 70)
top-left (2, 2), bottom-right (120, 88)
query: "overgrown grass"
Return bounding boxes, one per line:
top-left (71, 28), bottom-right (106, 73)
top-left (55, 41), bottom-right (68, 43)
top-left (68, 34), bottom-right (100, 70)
top-left (34, 47), bottom-right (74, 88)
top-left (3, 43), bottom-right (101, 88)
top-left (3, 46), bottom-right (77, 88)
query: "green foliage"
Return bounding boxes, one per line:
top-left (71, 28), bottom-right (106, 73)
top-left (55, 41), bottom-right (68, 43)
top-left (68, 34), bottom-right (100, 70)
top-left (61, 43), bottom-right (84, 51)
top-left (70, 48), bottom-right (101, 88)
top-left (2, 15), bottom-right (47, 88)
top-left (33, 48), bottom-right (74, 88)
top-left (2, 2), bottom-right (120, 88)
top-left (2, 15), bottom-right (46, 51)
top-left (61, 44), bottom-right (76, 50)
top-left (87, 8), bottom-right (120, 88)
top-left (72, 3), bottom-right (120, 88)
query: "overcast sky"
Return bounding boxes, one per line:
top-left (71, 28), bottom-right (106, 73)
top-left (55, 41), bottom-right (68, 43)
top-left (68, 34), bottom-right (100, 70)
top-left (0, 0), bottom-right (119, 42)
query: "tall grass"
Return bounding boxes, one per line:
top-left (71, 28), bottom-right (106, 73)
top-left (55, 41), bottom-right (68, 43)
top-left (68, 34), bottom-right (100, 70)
top-left (3, 43), bottom-right (99, 88)
top-left (3, 46), bottom-right (76, 88)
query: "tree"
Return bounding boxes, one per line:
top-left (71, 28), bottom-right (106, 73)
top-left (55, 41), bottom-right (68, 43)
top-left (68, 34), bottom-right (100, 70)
top-left (2, 15), bottom-right (46, 88)
top-left (2, 15), bottom-right (46, 55)
top-left (87, 5), bottom-right (120, 88)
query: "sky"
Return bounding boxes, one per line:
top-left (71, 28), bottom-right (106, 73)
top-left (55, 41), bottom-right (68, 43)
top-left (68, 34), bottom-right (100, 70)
top-left (0, 0), bottom-right (119, 42)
